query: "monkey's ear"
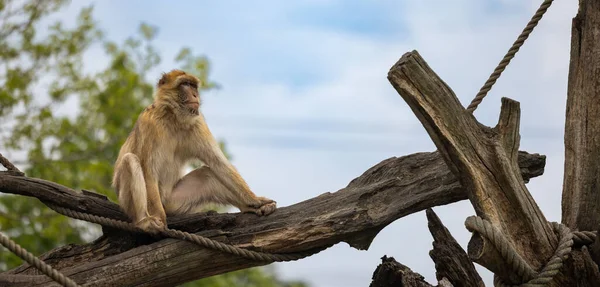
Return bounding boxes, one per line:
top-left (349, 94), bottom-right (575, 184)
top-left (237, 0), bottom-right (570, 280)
top-left (157, 72), bottom-right (168, 87)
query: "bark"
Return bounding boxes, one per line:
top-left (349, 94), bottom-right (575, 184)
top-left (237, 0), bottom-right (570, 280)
top-left (387, 50), bottom-right (587, 286)
top-left (0, 151), bottom-right (545, 287)
top-left (426, 209), bottom-right (483, 287)
top-left (561, 0), bottom-right (600, 266)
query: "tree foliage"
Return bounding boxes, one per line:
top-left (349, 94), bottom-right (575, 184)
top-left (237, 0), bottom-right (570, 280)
top-left (0, 1), bottom-right (306, 286)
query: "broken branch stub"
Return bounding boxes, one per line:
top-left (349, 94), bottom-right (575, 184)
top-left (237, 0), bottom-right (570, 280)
top-left (426, 208), bottom-right (484, 287)
top-left (387, 50), bottom-right (556, 284)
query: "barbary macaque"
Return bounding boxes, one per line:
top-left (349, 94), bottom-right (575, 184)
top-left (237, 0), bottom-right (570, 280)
top-left (112, 70), bottom-right (276, 233)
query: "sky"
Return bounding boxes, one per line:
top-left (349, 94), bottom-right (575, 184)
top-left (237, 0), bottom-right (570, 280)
top-left (30, 0), bottom-right (581, 286)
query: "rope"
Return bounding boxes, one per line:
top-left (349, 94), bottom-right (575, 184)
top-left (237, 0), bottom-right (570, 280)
top-left (0, 232), bottom-right (80, 287)
top-left (0, 154), bottom-right (78, 286)
top-left (572, 230), bottom-right (597, 246)
top-left (465, 216), bottom-right (536, 281)
top-left (47, 204), bottom-right (332, 262)
top-left (465, 216), bottom-right (597, 287)
top-left (466, 0), bottom-right (554, 113)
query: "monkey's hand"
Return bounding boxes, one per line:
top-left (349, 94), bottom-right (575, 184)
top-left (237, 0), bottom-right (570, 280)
top-left (241, 196), bottom-right (277, 216)
top-left (135, 216), bottom-right (166, 234)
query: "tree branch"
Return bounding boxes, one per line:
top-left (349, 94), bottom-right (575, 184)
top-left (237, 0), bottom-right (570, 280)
top-left (0, 152), bottom-right (23, 176)
top-left (0, 151), bottom-right (545, 286)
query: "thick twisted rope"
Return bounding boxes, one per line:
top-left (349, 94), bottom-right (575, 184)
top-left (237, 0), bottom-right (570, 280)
top-left (1, 157), bottom-right (78, 287)
top-left (465, 216), bottom-right (596, 287)
top-left (465, 216), bottom-right (536, 281)
top-left (466, 0), bottom-right (554, 113)
top-left (572, 230), bottom-right (597, 246)
top-left (47, 204), bottom-right (332, 262)
top-left (0, 232), bottom-right (80, 287)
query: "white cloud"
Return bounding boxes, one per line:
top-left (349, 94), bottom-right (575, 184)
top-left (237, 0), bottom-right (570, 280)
top-left (38, 0), bottom-right (582, 286)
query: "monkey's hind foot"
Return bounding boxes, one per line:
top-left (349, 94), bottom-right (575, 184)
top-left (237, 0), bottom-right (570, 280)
top-left (135, 216), bottom-right (166, 234)
top-left (257, 202), bottom-right (277, 216)
top-left (242, 197), bottom-right (277, 216)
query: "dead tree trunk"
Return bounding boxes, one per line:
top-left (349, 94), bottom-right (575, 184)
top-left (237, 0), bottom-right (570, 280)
top-left (561, 0), bottom-right (600, 266)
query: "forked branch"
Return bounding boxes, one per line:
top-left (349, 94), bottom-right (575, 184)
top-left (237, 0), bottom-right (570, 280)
top-left (388, 51), bottom-right (556, 284)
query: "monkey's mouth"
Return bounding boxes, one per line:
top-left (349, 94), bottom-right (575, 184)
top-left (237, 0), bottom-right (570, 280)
top-left (185, 101), bottom-right (199, 110)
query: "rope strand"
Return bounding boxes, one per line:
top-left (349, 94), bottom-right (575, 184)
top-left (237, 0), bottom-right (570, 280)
top-left (0, 232), bottom-right (80, 287)
top-left (466, 0), bottom-right (554, 113)
top-left (48, 204), bottom-right (332, 263)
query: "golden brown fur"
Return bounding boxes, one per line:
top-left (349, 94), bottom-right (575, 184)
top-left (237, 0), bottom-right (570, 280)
top-left (112, 70), bottom-right (276, 233)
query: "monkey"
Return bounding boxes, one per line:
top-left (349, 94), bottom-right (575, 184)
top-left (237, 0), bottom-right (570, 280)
top-left (112, 69), bottom-right (277, 233)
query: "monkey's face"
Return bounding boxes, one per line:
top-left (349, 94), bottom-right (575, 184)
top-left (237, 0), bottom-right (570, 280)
top-left (157, 70), bottom-right (202, 116)
top-left (177, 79), bottom-right (200, 115)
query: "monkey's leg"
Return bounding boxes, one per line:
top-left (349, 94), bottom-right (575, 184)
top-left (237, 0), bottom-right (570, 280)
top-left (143, 168), bottom-right (168, 227)
top-left (116, 153), bottom-right (164, 233)
top-left (165, 167), bottom-right (275, 216)
top-left (165, 167), bottom-right (230, 215)
top-left (116, 153), bottom-right (148, 223)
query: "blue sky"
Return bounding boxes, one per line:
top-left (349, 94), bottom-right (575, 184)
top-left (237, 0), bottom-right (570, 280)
top-left (42, 1), bottom-right (580, 286)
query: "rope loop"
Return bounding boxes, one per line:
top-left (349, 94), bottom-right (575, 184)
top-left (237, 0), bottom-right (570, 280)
top-left (465, 216), bottom-right (595, 287)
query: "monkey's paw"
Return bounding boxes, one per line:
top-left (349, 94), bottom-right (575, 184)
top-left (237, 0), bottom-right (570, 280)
top-left (243, 197), bottom-right (277, 216)
top-left (136, 216), bottom-right (166, 234)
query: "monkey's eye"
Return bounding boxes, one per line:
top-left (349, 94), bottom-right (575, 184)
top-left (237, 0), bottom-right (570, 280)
top-left (181, 81), bottom-right (197, 89)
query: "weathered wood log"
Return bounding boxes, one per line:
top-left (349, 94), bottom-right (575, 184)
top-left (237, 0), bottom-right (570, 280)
top-left (369, 256), bottom-right (434, 287)
top-left (426, 208), bottom-right (483, 287)
top-left (561, 0), bottom-right (600, 266)
top-left (555, 246), bottom-right (600, 287)
top-left (387, 51), bottom-right (563, 285)
top-left (0, 151), bottom-right (545, 287)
